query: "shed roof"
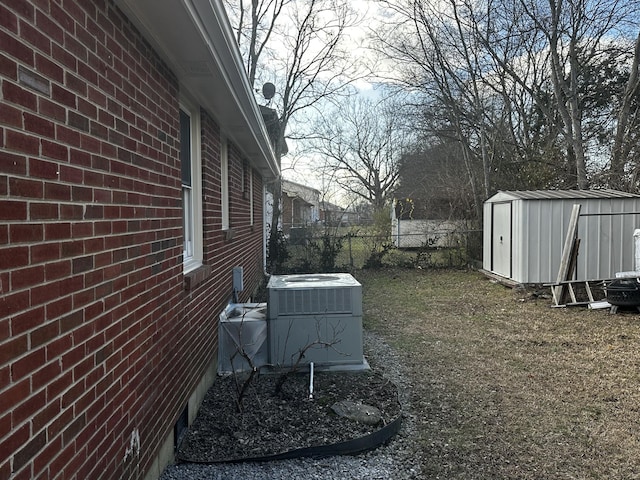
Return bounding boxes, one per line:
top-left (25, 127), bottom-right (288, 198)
top-left (486, 189), bottom-right (640, 203)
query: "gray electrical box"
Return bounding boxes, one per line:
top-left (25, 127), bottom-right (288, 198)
top-left (232, 266), bottom-right (243, 292)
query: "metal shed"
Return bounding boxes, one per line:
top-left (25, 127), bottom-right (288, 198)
top-left (483, 189), bottom-right (640, 284)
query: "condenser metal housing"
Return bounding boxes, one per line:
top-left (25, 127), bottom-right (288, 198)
top-left (217, 303), bottom-right (267, 375)
top-left (267, 273), bottom-right (367, 370)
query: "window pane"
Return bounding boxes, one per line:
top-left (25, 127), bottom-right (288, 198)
top-left (182, 186), bottom-right (193, 257)
top-left (180, 98), bottom-right (202, 272)
top-left (180, 109), bottom-right (191, 187)
top-left (221, 137), bottom-right (229, 230)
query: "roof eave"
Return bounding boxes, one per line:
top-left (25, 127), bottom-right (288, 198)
top-left (115, 0), bottom-right (280, 181)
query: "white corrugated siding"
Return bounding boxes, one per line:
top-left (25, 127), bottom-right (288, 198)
top-left (482, 201), bottom-right (493, 272)
top-left (484, 191), bottom-right (640, 284)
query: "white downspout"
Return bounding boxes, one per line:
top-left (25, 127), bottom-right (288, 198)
top-left (263, 184), bottom-right (269, 274)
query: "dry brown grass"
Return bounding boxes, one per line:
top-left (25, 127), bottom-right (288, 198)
top-left (356, 268), bottom-right (640, 479)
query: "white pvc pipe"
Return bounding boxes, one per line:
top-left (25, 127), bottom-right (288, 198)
top-left (309, 362), bottom-right (314, 399)
top-left (634, 229), bottom-right (640, 271)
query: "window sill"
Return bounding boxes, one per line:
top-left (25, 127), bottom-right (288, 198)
top-left (184, 264), bottom-right (212, 291)
top-left (223, 228), bottom-right (234, 241)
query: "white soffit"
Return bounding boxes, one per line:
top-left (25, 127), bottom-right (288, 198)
top-left (114, 0), bottom-right (279, 180)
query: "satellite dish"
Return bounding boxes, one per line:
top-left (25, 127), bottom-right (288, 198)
top-left (262, 82), bottom-right (276, 100)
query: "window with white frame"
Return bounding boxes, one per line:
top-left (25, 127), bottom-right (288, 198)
top-left (180, 100), bottom-right (203, 272)
top-left (220, 135), bottom-right (229, 231)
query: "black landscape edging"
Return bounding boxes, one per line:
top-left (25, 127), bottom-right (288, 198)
top-left (176, 414), bottom-right (402, 464)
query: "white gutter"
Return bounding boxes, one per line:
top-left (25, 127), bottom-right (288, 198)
top-left (115, 0), bottom-right (280, 180)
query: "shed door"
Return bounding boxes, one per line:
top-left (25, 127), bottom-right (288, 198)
top-left (491, 202), bottom-right (512, 277)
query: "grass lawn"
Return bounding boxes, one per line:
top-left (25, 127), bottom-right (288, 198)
top-left (356, 268), bottom-right (640, 479)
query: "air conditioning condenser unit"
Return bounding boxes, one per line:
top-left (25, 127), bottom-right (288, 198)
top-left (267, 273), bottom-right (367, 370)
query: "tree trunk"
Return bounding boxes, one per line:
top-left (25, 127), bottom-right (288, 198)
top-left (267, 175), bottom-right (283, 272)
top-left (610, 32), bottom-right (640, 190)
top-left (547, 0), bottom-right (589, 189)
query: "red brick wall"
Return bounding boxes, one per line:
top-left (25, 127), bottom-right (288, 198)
top-left (0, 1), bottom-right (266, 479)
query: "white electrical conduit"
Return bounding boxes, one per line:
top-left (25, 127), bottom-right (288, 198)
top-left (635, 229), bottom-right (640, 271)
top-left (309, 362), bottom-right (314, 400)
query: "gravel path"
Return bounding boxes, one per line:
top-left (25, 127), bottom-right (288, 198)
top-left (160, 331), bottom-right (424, 480)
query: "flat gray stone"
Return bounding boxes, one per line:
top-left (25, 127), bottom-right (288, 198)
top-left (331, 400), bottom-right (382, 426)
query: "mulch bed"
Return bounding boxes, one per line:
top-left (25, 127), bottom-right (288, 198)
top-left (176, 369), bottom-right (401, 463)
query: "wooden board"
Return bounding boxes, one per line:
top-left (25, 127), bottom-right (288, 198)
top-left (554, 204), bottom-right (581, 303)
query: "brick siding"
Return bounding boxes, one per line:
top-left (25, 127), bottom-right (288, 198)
top-left (1, 1), bottom-right (266, 478)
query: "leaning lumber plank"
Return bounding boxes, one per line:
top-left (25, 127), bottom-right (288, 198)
top-left (554, 204), bottom-right (581, 305)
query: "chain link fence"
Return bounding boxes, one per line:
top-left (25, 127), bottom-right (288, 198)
top-left (281, 229), bottom-right (483, 272)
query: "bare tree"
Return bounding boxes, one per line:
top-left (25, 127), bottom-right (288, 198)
top-left (610, 32), bottom-right (640, 189)
top-left (516, 0), bottom-right (640, 189)
top-left (224, 0), bottom-right (290, 86)
top-left (224, 0), bottom-right (362, 272)
top-left (310, 95), bottom-right (409, 212)
top-left (374, 0), bottom-right (640, 197)
top-left (396, 140), bottom-right (477, 220)
top-left (373, 0), bottom-right (506, 217)
top-left (475, 0), bottom-right (640, 190)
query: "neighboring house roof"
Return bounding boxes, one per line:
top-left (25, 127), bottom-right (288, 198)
top-left (320, 201), bottom-right (344, 212)
top-left (486, 189), bottom-right (640, 203)
top-left (282, 179), bottom-right (320, 204)
top-left (284, 193), bottom-right (314, 207)
top-left (115, 0), bottom-right (280, 180)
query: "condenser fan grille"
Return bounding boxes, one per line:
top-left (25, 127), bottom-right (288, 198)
top-left (277, 287), bottom-right (352, 315)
